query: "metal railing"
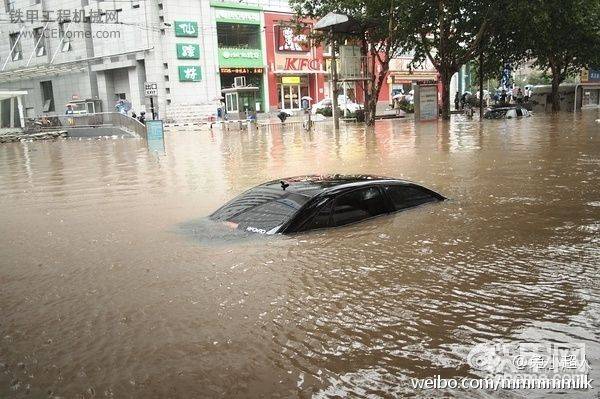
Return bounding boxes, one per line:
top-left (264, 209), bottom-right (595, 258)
top-left (56, 112), bottom-right (147, 138)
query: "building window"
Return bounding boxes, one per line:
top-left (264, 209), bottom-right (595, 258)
top-left (217, 23), bottom-right (260, 48)
top-left (40, 81), bottom-right (55, 112)
top-left (4, 0), bottom-right (15, 12)
top-left (33, 27), bottom-right (46, 56)
top-left (9, 33), bottom-right (22, 61)
top-left (58, 21), bottom-right (72, 52)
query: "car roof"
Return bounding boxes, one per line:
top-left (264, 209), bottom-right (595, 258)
top-left (259, 174), bottom-right (414, 198)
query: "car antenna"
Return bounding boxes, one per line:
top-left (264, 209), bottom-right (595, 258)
top-left (280, 180), bottom-right (289, 191)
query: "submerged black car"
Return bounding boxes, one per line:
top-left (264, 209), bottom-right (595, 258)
top-left (210, 175), bottom-right (445, 234)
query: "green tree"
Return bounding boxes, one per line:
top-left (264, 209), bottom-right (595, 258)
top-left (400, 0), bottom-right (492, 119)
top-left (523, 0), bottom-right (600, 112)
top-left (289, 0), bottom-right (404, 125)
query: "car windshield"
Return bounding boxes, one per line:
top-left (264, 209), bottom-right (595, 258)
top-left (211, 187), bottom-right (310, 233)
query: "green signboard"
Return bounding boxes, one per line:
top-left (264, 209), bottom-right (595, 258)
top-left (174, 21), bottom-right (198, 37)
top-left (178, 65), bottom-right (202, 82)
top-left (218, 48), bottom-right (263, 68)
top-left (213, 7), bottom-right (260, 25)
top-left (176, 43), bottom-right (200, 59)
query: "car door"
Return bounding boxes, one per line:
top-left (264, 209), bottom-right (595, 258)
top-left (331, 186), bottom-right (390, 227)
top-left (294, 198), bottom-right (334, 232)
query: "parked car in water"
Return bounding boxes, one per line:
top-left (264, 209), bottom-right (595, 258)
top-left (210, 175), bottom-right (445, 234)
top-left (311, 95), bottom-right (363, 115)
top-left (483, 106), bottom-right (531, 119)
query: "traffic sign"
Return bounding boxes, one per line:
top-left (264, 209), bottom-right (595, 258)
top-left (144, 82), bottom-right (158, 97)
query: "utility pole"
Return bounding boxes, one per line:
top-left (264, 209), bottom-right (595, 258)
top-left (330, 31), bottom-right (340, 130)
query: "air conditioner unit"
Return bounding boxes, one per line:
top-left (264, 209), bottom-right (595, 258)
top-left (233, 76), bottom-right (246, 87)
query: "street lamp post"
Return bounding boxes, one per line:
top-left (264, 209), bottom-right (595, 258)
top-left (315, 12), bottom-right (362, 130)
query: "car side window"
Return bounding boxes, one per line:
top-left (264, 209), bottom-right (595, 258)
top-left (384, 185), bottom-right (437, 210)
top-left (299, 200), bottom-right (333, 232)
top-left (332, 187), bottom-right (388, 227)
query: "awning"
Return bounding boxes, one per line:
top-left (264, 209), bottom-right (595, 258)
top-left (0, 61), bottom-right (89, 84)
top-left (0, 90), bottom-right (28, 100)
top-left (273, 70), bottom-right (327, 75)
top-left (0, 48), bottom-right (151, 84)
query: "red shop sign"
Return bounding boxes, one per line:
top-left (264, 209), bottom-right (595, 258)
top-left (284, 58), bottom-right (321, 71)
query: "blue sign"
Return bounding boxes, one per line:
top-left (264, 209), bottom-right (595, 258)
top-left (589, 69), bottom-right (600, 82)
top-left (146, 120), bottom-right (165, 155)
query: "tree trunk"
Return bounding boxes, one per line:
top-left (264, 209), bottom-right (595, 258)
top-left (440, 71), bottom-right (452, 120)
top-left (550, 71), bottom-right (562, 112)
top-left (365, 62), bottom-right (389, 126)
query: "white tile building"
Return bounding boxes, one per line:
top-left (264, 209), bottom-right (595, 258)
top-left (0, 0), bottom-right (290, 124)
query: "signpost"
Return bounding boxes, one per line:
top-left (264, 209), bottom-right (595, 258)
top-left (144, 82), bottom-right (158, 97)
top-left (414, 83), bottom-right (439, 121)
top-left (144, 82), bottom-right (158, 120)
top-left (146, 119), bottom-right (165, 155)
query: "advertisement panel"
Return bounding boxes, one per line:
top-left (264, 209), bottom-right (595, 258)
top-left (275, 25), bottom-right (310, 52)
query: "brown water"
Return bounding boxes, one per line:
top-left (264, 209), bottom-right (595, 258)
top-left (1, 114), bottom-right (599, 398)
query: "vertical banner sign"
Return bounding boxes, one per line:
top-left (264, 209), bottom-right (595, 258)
top-left (174, 21), bottom-right (198, 37)
top-left (146, 120), bottom-right (165, 155)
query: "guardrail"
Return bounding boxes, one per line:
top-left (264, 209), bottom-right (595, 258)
top-left (56, 112), bottom-right (147, 139)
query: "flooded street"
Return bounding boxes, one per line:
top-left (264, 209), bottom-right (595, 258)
top-left (1, 113), bottom-right (599, 398)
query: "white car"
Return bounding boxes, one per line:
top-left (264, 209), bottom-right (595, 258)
top-left (311, 95), bottom-right (362, 115)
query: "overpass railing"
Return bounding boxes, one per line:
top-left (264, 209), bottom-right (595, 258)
top-left (56, 112), bottom-right (147, 139)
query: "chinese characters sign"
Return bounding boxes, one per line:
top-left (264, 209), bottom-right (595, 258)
top-left (220, 67), bottom-right (264, 74)
top-left (178, 66), bottom-right (202, 82)
top-left (174, 21), bottom-right (198, 37)
top-left (214, 8), bottom-right (260, 25)
top-left (176, 43), bottom-right (200, 59)
top-left (218, 48), bottom-right (263, 68)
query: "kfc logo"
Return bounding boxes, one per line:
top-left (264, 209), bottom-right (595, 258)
top-left (277, 26), bottom-right (310, 52)
top-left (284, 58), bottom-right (321, 71)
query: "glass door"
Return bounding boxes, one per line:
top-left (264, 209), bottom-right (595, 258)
top-left (289, 85), bottom-right (299, 109)
top-left (280, 84), bottom-right (302, 110)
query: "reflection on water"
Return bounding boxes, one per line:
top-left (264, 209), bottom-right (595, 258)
top-left (1, 113), bottom-right (599, 398)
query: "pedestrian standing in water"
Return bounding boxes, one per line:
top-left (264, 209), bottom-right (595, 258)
top-left (516, 88), bottom-right (524, 104)
top-left (500, 89), bottom-right (507, 104)
top-left (454, 92), bottom-right (460, 110)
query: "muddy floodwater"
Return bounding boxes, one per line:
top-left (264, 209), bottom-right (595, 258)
top-left (1, 113), bottom-right (599, 398)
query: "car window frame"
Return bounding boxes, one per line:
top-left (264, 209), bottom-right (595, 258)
top-left (281, 195), bottom-right (332, 233)
top-left (381, 183), bottom-right (442, 212)
top-left (293, 197), bottom-right (334, 233)
top-left (330, 185), bottom-right (392, 228)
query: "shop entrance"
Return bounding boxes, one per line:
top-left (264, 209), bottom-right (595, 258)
top-left (277, 76), bottom-right (309, 111)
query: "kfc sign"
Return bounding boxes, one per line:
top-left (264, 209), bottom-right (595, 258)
top-left (276, 25), bottom-right (310, 53)
top-left (284, 57), bottom-right (321, 71)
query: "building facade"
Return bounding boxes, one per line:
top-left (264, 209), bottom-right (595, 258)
top-left (0, 0), bottom-right (439, 124)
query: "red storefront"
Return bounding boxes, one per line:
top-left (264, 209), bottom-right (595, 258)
top-left (264, 12), bottom-right (326, 112)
